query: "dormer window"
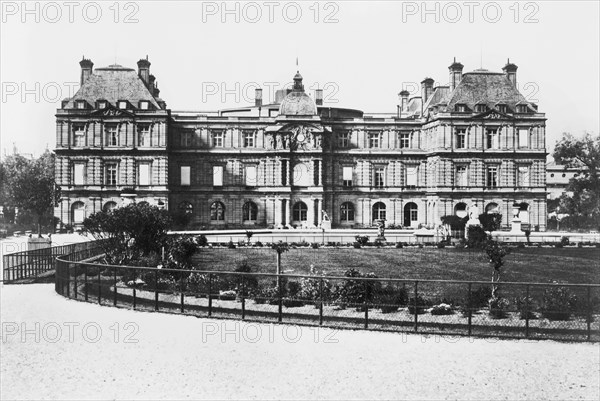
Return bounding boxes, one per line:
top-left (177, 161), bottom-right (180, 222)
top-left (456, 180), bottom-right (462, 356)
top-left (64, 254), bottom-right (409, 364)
top-left (139, 101), bottom-right (149, 110)
top-left (76, 100), bottom-right (86, 110)
top-left (497, 104), bottom-right (508, 113)
top-left (118, 101), bottom-right (128, 110)
top-left (517, 104), bottom-right (529, 113)
top-left (97, 100), bottom-right (107, 109)
top-left (475, 104), bottom-right (487, 113)
top-left (455, 104), bottom-right (467, 113)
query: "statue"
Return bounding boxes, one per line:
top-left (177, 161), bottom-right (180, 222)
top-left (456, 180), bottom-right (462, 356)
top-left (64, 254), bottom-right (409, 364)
top-left (267, 134), bottom-right (274, 149)
top-left (320, 210), bottom-right (331, 230)
top-left (375, 219), bottom-right (386, 240)
top-left (468, 204), bottom-right (479, 221)
top-left (322, 210), bottom-right (330, 221)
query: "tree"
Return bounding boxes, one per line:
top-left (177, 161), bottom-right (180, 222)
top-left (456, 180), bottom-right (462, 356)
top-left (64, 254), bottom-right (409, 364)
top-left (553, 132), bottom-right (600, 216)
top-left (1, 151), bottom-right (59, 234)
top-left (478, 213), bottom-right (502, 233)
top-left (82, 203), bottom-right (171, 264)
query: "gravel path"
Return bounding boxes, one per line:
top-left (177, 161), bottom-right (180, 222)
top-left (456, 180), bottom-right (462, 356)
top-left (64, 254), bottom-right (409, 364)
top-left (1, 284), bottom-right (598, 400)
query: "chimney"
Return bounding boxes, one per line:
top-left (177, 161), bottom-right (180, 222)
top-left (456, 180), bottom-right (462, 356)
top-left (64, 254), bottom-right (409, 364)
top-left (448, 57), bottom-right (464, 91)
top-left (421, 78), bottom-right (434, 103)
top-left (502, 59), bottom-right (518, 86)
top-left (79, 57), bottom-right (93, 86)
top-left (255, 88), bottom-right (263, 107)
top-left (315, 89), bottom-right (323, 106)
top-left (137, 56), bottom-right (151, 87)
top-left (148, 74), bottom-right (156, 92)
top-left (398, 90), bottom-right (410, 112)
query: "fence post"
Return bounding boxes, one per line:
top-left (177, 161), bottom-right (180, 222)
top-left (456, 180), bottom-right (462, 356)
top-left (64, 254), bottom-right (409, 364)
top-left (73, 263), bottom-right (78, 299)
top-left (241, 276), bottom-right (246, 320)
top-left (364, 280), bottom-right (369, 329)
top-left (413, 281), bottom-right (419, 332)
top-left (180, 275), bottom-right (185, 313)
top-left (133, 268), bottom-right (137, 310)
top-left (208, 273), bottom-right (213, 317)
top-left (525, 284), bottom-right (530, 339)
top-left (84, 264), bottom-right (88, 301)
top-left (113, 266), bottom-right (118, 307)
top-left (319, 277), bottom-right (324, 326)
top-left (587, 286), bottom-right (592, 341)
top-left (97, 266), bottom-right (101, 304)
top-left (154, 269), bottom-right (159, 311)
top-left (278, 274), bottom-right (283, 323)
top-left (467, 283), bottom-right (472, 336)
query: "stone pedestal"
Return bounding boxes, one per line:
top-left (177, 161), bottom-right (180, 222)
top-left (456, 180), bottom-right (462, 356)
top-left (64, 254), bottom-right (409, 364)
top-left (320, 220), bottom-right (332, 230)
top-left (27, 237), bottom-right (52, 251)
top-left (510, 219), bottom-right (522, 233)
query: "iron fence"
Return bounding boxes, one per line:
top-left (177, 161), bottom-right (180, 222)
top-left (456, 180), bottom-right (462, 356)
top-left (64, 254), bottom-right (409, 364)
top-left (2, 241), bottom-right (104, 283)
top-left (55, 252), bottom-right (600, 342)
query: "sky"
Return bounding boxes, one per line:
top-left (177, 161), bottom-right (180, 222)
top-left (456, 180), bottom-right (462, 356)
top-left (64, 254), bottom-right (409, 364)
top-left (1, 0), bottom-right (599, 158)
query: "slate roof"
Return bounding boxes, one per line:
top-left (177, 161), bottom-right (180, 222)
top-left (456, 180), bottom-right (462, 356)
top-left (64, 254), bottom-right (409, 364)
top-left (422, 86), bottom-right (450, 110)
top-left (65, 64), bottom-right (161, 109)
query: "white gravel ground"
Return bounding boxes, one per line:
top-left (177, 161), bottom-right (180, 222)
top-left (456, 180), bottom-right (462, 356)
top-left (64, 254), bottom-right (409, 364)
top-left (1, 284), bottom-right (598, 401)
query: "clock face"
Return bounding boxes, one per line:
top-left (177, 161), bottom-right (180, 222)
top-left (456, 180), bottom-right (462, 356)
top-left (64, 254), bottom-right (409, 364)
top-left (297, 133), bottom-right (305, 142)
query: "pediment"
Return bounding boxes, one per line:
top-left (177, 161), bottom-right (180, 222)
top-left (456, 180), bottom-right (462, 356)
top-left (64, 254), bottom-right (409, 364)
top-left (475, 109), bottom-right (513, 120)
top-left (89, 106), bottom-right (135, 118)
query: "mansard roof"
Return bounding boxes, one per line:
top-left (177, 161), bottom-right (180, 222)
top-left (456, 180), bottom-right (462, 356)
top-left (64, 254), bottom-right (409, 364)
top-left (64, 64), bottom-right (161, 109)
top-left (446, 71), bottom-right (529, 111)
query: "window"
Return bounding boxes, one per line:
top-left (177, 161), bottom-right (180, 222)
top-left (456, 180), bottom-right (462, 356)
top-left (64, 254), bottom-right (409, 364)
top-left (338, 132), bottom-right (350, 148)
top-left (180, 166), bottom-right (190, 186)
top-left (517, 105), bottom-right (529, 113)
top-left (398, 132), bottom-right (410, 149)
top-left (213, 165), bottom-right (223, 186)
top-left (73, 163), bottom-right (85, 185)
top-left (340, 202), bottom-right (355, 222)
top-left (72, 202), bottom-right (85, 224)
top-left (485, 203), bottom-right (499, 214)
top-left (518, 129), bottom-right (529, 148)
top-left (342, 166), bottom-right (353, 187)
top-left (105, 163), bottom-right (118, 186)
top-left (404, 202), bottom-right (418, 227)
top-left (138, 163), bottom-right (150, 186)
top-left (243, 131), bottom-right (255, 148)
top-left (292, 202), bottom-right (308, 221)
top-left (210, 201), bottom-right (225, 221)
top-left (180, 131), bottom-right (193, 147)
top-left (105, 125), bottom-right (118, 146)
top-left (212, 131), bottom-right (224, 147)
top-left (486, 129), bottom-right (498, 149)
top-left (455, 165), bottom-right (467, 187)
top-left (368, 132), bottom-right (380, 148)
top-left (454, 203), bottom-right (467, 218)
top-left (455, 128), bottom-right (466, 149)
top-left (242, 201), bottom-right (258, 221)
top-left (475, 104), bottom-right (487, 113)
top-left (179, 201), bottom-right (193, 215)
top-left (103, 202), bottom-right (117, 213)
top-left (372, 202), bottom-right (386, 221)
top-left (73, 125), bottom-right (85, 147)
top-left (517, 165), bottom-right (530, 187)
top-left (373, 166), bottom-right (385, 188)
top-left (497, 104), bottom-right (508, 113)
top-left (245, 165), bottom-right (257, 186)
top-left (486, 165), bottom-right (498, 188)
top-left (76, 100), bottom-right (86, 109)
top-left (455, 104), bottom-right (466, 112)
top-left (118, 101), bottom-right (127, 109)
top-left (406, 165), bottom-right (418, 187)
top-left (138, 125), bottom-right (150, 147)
top-left (97, 101), bottom-right (107, 109)
top-left (139, 101), bottom-right (149, 110)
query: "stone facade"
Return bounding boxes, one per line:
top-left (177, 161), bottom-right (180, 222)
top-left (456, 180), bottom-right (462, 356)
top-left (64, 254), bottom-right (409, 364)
top-left (55, 57), bottom-right (548, 230)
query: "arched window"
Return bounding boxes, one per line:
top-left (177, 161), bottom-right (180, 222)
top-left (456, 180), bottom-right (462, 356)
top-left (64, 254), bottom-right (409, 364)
top-left (179, 201), bottom-right (193, 215)
top-left (518, 202), bottom-right (529, 223)
top-left (403, 202), bottom-right (418, 227)
top-left (340, 202), bottom-right (355, 222)
top-left (293, 163), bottom-right (310, 186)
top-left (103, 201), bottom-right (117, 213)
top-left (71, 202), bottom-right (85, 224)
top-left (485, 202), bottom-right (499, 214)
top-left (372, 202), bottom-right (386, 221)
top-left (242, 201), bottom-right (258, 221)
top-left (210, 201), bottom-right (225, 221)
top-left (454, 202), bottom-right (467, 218)
top-left (292, 201), bottom-right (308, 221)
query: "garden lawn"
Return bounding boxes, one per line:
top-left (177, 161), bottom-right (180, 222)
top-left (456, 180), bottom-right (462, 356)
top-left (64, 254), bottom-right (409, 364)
top-left (192, 246), bottom-right (600, 284)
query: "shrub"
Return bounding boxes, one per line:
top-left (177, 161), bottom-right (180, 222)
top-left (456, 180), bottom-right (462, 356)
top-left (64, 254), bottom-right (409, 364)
top-left (436, 242), bottom-right (445, 249)
top-left (470, 286), bottom-right (493, 308)
top-left (227, 240), bottom-right (236, 249)
top-left (577, 242), bottom-right (583, 248)
top-left (166, 235), bottom-right (198, 269)
top-left (417, 244), bottom-right (424, 248)
top-left (219, 290), bottom-right (237, 301)
top-left (408, 295), bottom-right (431, 314)
top-left (540, 282), bottom-right (578, 321)
top-left (353, 242), bottom-right (361, 249)
top-left (395, 242), bottom-right (404, 249)
top-left (310, 242), bottom-right (320, 249)
top-left (514, 296), bottom-right (537, 319)
top-left (254, 241), bottom-right (263, 247)
top-left (375, 284), bottom-right (408, 313)
top-left (299, 265), bottom-right (332, 306)
top-left (355, 235), bottom-right (369, 246)
top-left (141, 270), bottom-right (176, 292)
top-left (560, 236), bottom-right (570, 247)
top-left (196, 234), bottom-right (208, 247)
top-left (253, 282), bottom-right (280, 305)
top-left (332, 269), bottom-right (381, 310)
top-left (466, 226), bottom-right (488, 249)
top-left (234, 260), bottom-right (259, 297)
top-left (488, 297), bottom-right (510, 319)
top-left (430, 303), bottom-right (454, 315)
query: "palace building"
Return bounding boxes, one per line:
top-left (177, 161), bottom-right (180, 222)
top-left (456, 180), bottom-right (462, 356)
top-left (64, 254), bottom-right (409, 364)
top-left (54, 57), bottom-right (548, 230)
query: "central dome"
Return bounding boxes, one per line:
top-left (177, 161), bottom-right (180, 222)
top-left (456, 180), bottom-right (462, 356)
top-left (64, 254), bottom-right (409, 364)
top-left (278, 71), bottom-right (317, 116)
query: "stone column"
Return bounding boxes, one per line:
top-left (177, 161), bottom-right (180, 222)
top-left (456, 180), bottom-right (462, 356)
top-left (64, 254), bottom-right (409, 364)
top-left (274, 197), bottom-right (282, 227)
top-left (286, 198), bottom-right (292, 226)
top-left (317, 198), bottom-right (322, 226)
top-left (317, 159), bottom-right (322, 186)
